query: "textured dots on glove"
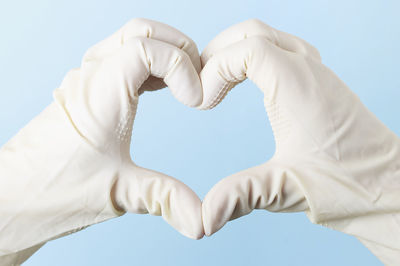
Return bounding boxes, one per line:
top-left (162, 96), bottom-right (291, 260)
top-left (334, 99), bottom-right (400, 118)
top-left (115, 101), bottom-right (137, 143)
top-left (264, 100), bottom-right (291, 148)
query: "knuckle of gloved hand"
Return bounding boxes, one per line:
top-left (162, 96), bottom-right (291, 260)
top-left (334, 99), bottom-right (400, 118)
top-left (125, 18), bottom-right (153, 34)
top-left (165, 50), bottom-right (187, 76)
top-left (121, 35), bottom-right (147, 48)
top-left (178, 39), bottom-right (191, 51)
top-left (248, 36), bottom-right (270, 51)
top-left (243, 18), bottom-right (267, 32)
top-left (173, 50), bottom-right (187, 66)
top-left (100, 42), bottom-right (139, 73)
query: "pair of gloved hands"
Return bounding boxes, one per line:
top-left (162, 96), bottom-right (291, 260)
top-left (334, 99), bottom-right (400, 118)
top-left (0, 18), bottom-right (399, 265)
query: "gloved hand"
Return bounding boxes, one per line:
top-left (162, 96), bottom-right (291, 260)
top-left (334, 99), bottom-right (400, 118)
top-left (199, 19), bottom-right (400, 264)
top-left (0, 18), bottom-right (204, 265)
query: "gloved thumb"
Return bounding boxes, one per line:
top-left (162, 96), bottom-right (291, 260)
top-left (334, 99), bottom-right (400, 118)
top-left (112, 162), bottom-right (204, 239)
top-left (202, 161), bottom-right (308, 236)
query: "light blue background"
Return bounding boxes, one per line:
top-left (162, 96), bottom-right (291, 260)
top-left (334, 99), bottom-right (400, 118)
top-left (1, 1), bottom-right (399, 265)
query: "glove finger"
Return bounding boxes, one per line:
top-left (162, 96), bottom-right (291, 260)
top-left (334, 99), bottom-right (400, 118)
top-left (84, 18), bottom-right (201, 73)
top-left (198, 36), bottom-right (287, 109)
top-left (111, 37), bottom-right (202, 107)
top-left (202, 162), bottom-right (308, 236)
top-left (113, 163), bottom-right (204, 240)
top-left (201, 19), bottom-right (320, 66)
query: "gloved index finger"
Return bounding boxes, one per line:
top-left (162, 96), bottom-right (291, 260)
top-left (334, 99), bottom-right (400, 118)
top-left (84, 18), bottom-right (201, 73)
top-left (201, 19), bottom-right (321, 66)
top-left (118, 37), bottom-right (203, 107)
top-left (198, 36), bottom-right (312, 110)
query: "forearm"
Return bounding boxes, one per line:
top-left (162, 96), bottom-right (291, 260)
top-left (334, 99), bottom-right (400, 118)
top-left (0, 243), bottom-right (45, 266)
top-left (0, 102), bottom-right (120, 261)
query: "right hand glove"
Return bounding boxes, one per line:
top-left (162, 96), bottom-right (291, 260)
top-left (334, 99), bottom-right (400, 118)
top-left (199, 19), bottom-right (400, 265)
top-left (0, 18), bottom-right (204, 266)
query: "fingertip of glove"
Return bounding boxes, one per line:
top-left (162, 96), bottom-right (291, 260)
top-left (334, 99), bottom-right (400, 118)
top-left (192, 229), bottom-right (205, 240)
top-left (201, 200), bottom-right (218, 237)
top-left (179, 225), bottom-right (205, 240)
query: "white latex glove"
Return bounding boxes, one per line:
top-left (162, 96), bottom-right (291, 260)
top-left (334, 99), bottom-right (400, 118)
top-left (200, 19), bottom-right (400, 265)
top-left (0, 18), bottom-right (204, 265)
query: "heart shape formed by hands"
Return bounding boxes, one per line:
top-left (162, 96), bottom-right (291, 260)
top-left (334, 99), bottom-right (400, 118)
top-left (1, 17), bottom-right (399, 266)
top-left (91, 18), bottom-right (398, 263)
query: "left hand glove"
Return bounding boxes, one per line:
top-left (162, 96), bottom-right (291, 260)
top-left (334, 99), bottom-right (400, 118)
top-left (0, 18), bottom-right (204, 265)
